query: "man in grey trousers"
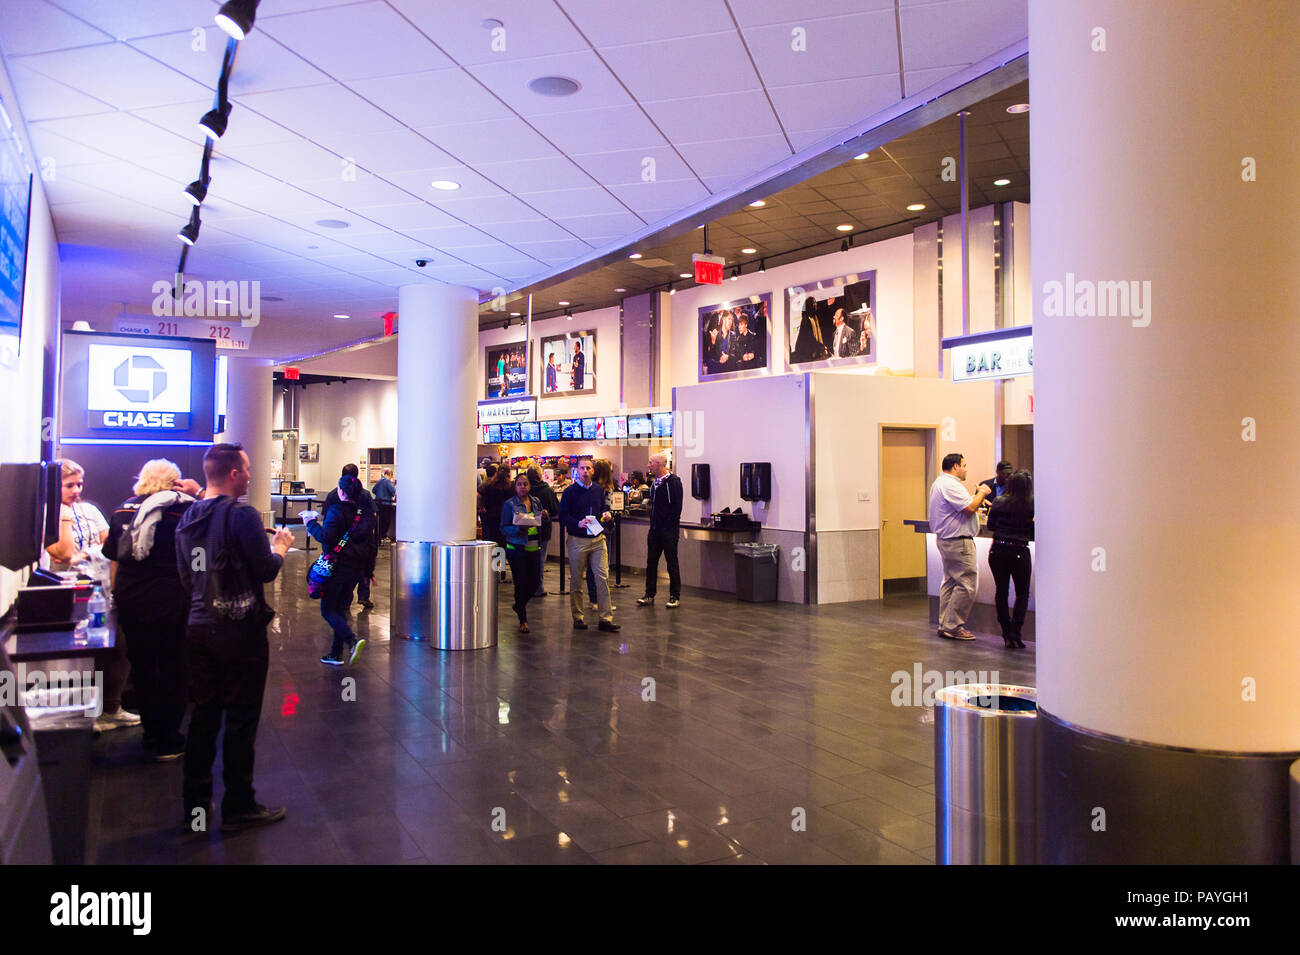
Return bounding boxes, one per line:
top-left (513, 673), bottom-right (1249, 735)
top-left (927, 452), bottom-right (992, 641)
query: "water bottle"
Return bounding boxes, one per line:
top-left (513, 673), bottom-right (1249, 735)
top-left (88, 585), bottom-right (108, 638)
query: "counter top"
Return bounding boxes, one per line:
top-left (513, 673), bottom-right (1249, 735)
top-left (4, 620), bottom-right (116, 663)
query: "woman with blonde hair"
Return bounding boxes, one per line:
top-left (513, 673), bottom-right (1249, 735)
top-left (104, 458), bottom-right (201, 758)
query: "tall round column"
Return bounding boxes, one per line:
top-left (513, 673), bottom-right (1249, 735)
top-left (219, 356), bottom-right (274, 523)
top-left (1032, 0), bottom-right (1300, 862)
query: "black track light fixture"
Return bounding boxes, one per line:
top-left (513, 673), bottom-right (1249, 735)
top-left (840, 239), bottom-right (849, 252)
top-left (178, 208), bottom-right (202, 246)
top-left (199, 102), bottom-right (232, 140)
top-left (184, 179), bottom-right (208, 205)
top-left (215, 0), bottom-right (260, 40)
top-left (758, 258), bottom-right (766, 273)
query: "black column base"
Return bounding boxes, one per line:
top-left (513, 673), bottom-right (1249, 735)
top-left (1037, 707), bottom-right (1298, 864)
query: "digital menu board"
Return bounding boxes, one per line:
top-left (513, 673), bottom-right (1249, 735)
top-left (520, 421), bottom-right (540, 442)
top-left (581, 417), bottom-right (599, 440)
top-left (653, 412), bottom-right (673, 437)
top-left (604, 415), bottom-right (627, 439)
top-left (481, 426), bottom-right (491, 443)
top-left (627, 414), bottom-right (652, 437)
top-left (540, 419), bottom-right (561, 441)
top-left (485, 423), bottom-right (501, 443)
top-left (499, 422), bottom-right (521, 442)
top-left (560, 418), bottom-right (581, 439)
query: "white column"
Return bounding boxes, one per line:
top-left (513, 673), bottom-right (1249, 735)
top-left (218, 356), bottom-right (274, 521)
top-left (1032, 0), bottom-right (1300, 750)
top-left (396, 283), bottom-right (477, 542)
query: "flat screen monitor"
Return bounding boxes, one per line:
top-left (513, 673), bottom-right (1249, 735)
top-left (560, 418), bottom-right (581, 439)
top-left (485, 423), bottom-right (501, 444)
top-left (499, 422), bottom-right (521, 442)
top-left (581, 417), bottom-right (599, 440)
top-left (0, 98), bottom-right (31, 367)
top-left (627, 414), bottom-right (652, 437)
top-left (652, 412), bottom-right (673, 437)
top-left (540, 419), bottom-right (561, 441)
top-left (604, 415), bottom-right (627, 439)
top-left (520, 421), bottom-right (540, 442)
top-left (480, 425), bottom-right (491, 443)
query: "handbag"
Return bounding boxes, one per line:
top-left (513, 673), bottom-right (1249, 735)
top-left (307, 511), bottom-right (362, 599)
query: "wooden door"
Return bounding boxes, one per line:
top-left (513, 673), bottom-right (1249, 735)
top-left (881, 429), bottom-right (928, 580)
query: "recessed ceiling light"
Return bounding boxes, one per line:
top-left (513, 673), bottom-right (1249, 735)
top-left (614, 288), bottom-right (626, 293)
top-left (854, 152), bottom-right (869, 160)
top-left (557, 300), bottom-right (570, 306)
top-left (836, 224), bottom-right (853, 232)
top-left (212, 298), bottom-right (231, 305)
top-left (431, 180), bottom-right (460, 191)
top-left (528, 75), bottom-right (581, 97)
top-left (906, 203), bottom-right (926, 211)
top-left (628, 252), bottom-right (642, 259)
top-left (993, 178), bottom-right (1011, 186)
top-left (679, 272), bottom-right (690, 278)
top-left (1006, 103), bottom-right (1029, 114)
top-left (315, 219), bottom-right (350, 228)
top-left (741, 247), bottom-right (756, 254)
top-left (333, 314), bottom-right (349, 319)
top-left (510, 311), bottom-right (521, 317)
top-left (748, 200), bottom-right (766, 208)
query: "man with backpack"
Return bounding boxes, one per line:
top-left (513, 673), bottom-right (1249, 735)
top-left (175, 443), bottom-right (294, 833)
top-left (305, 473), bottom-right (376, 666)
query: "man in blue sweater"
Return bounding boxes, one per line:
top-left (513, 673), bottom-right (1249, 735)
top-left (559, 458), bottom-right (619, 632)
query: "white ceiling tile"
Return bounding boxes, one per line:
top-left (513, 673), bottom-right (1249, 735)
top-left (600, 33), bottom-right (762, 102)
top-left (336, 230), bottom-right (435, 255)
top-left (307, 251), bottom-right (398, 273)
top-left (430, 193), bottom-right (541, 224)
top-left (786, 125), bottom-right (849, 151)
top-left (898, 0), bottom-right (1027, 72)
top-left (32, 111), bottom-right (197, 159)
top-left (903, 66), bottom-right (972, 98)
top-left (467, 51), bottom-right (632, 117)
top-left (129, 28), bottom-right (333, 97)
top-left (132, 99), bottom-right (300, 152)
top-left (479, 219), bottom-right (582, 244)
top-left (675, 134), bottom-right (791, 179)
top-left (15, 43), bottom-right (214, 110)
top-left (699, 172), bottom-right (746, 192)
top-left (510, 186), bottom-right (629, 219)
top-left (473, 156), bottom-right (595, 195)
top-left (571, 146), bottom-right (695, 187)
top-left (206, 165), bottom-right (337, 215)
top-left (529, 104), bottom-right (667, 155)
top-left (549, 210), bottom-right (646, 237)
top-left (0, 0), bottom-right (113, 55)
top-left (5, 63), bottom-right (115, 121)
top-left (41, 176), bottom-right (114, 205)
top-left (417, 117), bottom-right (560, 165)
top-left (347, 68), bottom-right (513, 128)
top-left (607, 178), bottom-right (711, 214)
top-left (236, 84), bottom-right (401, 154)
top-left (276, 208), bottom-right (393, 237)
top-left (404, 223), bottom-right (504, 248)
top-left (343, 128), bottom-right (455, 175)
top-left (60, 161), bottom-right (194, 216)
top-left (642, 90), bottom-right (784, 144)
top-left (388, 0), bottom-right (587, 67)
top-left (50, 0), bottom-right (223, 39)
top-left (297, 171), bottom-right (417, 208)
top-left (742, 11), bottom-right (900, 87)
top-left (357, 202), bottom-right (463, 231)
top-left (510, 238), bottom-right (596, 260)
top-left (25, 126), bottom-right (114, 167)
top-left (729, 0), bottom-right (896, 27)
top-left (214, 136), bottom-right (344, 181)
top-left (767, 74), bottom-right (900, 132)
top-left (559, 0), bottom-right (738, 46)
top-left (260, 1), bottom-right (453, 81)
top-left (457, 246), bottom-right (543, 267)
top-left (381, 164), bottom-right (505, 203)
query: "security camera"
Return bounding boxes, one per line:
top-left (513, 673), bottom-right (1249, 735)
top-left (415, 259), bottom-right (429, 267)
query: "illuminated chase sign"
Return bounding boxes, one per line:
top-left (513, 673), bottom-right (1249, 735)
top-left (86, 344), bottom-right (192, 430)
top-left (945, 327), bottom-right (1033, 383)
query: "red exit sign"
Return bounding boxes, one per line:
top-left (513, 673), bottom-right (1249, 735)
top-left (693, 253), bottom-right (725, 285)
top-left (285, 367), bottom-right (300, 380)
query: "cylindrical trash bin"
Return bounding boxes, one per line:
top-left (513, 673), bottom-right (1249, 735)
top-left (934, 683), bottom-right (1037, 864)
top-left (733, 542), bottom-right (779, 602)
top-left (433, 540), bottom-right (497, 650)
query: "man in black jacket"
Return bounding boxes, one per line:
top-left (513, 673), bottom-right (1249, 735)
top-left (637, 452), bottom-right (684, 608)
top-left (324, 464), bottom-right (378, 609)
top-left (175, 443), bottom-right (294, 833)
top-left (307, 474), bottom-right (376, 666)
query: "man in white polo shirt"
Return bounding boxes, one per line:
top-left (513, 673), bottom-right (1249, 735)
top-left (928, 452), bottom-right (993, 640)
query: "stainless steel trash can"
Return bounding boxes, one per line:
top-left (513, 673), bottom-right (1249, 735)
top-left (392, 540), bottom-right (497, 649)
top-left (734, 542), bottom-right (779, 602)
top-left (934, 683), bottom-right (1037, 864)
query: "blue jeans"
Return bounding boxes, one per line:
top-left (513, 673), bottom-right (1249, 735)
top-left (321, 566), bottom-right (362, 657)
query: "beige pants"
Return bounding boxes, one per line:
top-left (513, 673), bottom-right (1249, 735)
top-left (936, 536), bottom-right (978, 632)
top-left (567, 534), bottom-right (613, 623)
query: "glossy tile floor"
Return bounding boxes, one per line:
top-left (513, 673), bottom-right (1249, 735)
top-left (86, 548), bottom-right (1035, 864)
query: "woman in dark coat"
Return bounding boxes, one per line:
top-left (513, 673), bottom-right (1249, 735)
top-left (986, 470), bottom-right (1035, 649)
top-left (307, 474), bottom-right (376, 666)
top-left (478, 465), bottom-right (514, 582)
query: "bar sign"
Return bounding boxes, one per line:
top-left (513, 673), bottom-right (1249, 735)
top-left (693, 253), bottom-right (725, 285)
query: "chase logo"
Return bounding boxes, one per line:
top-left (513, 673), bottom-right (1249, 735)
top-left (114, 354), bottom-right (168, 403)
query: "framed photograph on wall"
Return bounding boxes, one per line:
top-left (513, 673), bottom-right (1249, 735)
top-left (485, 342), bottom-right (528, 398)
top-left (539, 329), bottom-right (595, 396)
top-left (785, 271), bottom-right (876, 370)
top-left (698, 292), bottom-right (771, 382)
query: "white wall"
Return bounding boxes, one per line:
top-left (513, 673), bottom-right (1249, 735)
top-left (296, 377), bottom-right (397, 491)
top-left (0, 65), bottom-right (60, 614)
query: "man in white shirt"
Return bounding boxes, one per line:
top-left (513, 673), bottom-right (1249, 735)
top-left (927, 453), bottom-right (992, 640)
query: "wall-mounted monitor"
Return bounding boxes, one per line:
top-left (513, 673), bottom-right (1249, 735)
top-left (481, 425), bottom-right (492, 444)
top-left (540, 419), bottom-right (561, 442)
top-left (539, 329), bottom-right (595, 395)
top-left (581, 417), bottom-right (599, 440)
top-left (485, 423), bottom-right (501, 444)
top-left (519, 421), bottom-right (540, 442)
top-left (604, 415), bottom-right (627, 439)
top-left (627, 414), bottom-right (652, 437)
top-left (652, 412), bottom-right (673, 437)
top-left (499, 422), bottom-right (521, 442)
top-left (560, 418), bottom-right (581, 439)
top-left (0, 93), bottom-right (32, 369)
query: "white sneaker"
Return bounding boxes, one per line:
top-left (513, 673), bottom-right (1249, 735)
top-left (94, 707), bottom-right (141, 733)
